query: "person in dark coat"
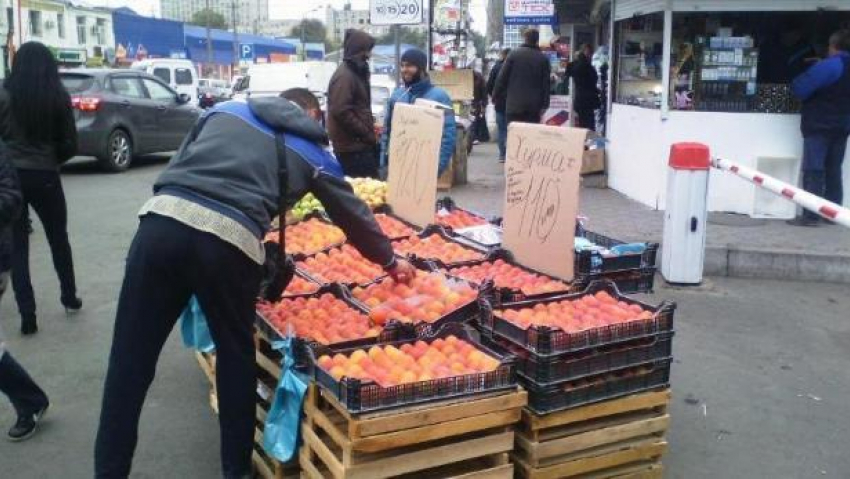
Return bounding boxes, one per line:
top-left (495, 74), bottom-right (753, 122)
top-left (565, 44), bottom-right (601, 131)
top-left (472, 69), bottom-right (489, 143)
top-left (788, 30), bottom-right (850, 226)
top-left (487, 48), bottom-right (510, 161)
top-left (0, 139), bottom-right (50, 442)
top-left (493, 29), bottom-right (551, 126)
top-left (327, 29), bottom-right (379, 178)
top-left (93, 89), bottom-right (414, 479)
top-left (0, 42), bottom-right (82, 335)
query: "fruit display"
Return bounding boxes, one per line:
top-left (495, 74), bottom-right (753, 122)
top-left (282, 275), bottom-right (320, 297)
top-left (257, 293), bottom-right (380, 345)
top-left (298, 244), bottom-right (385, 286)
top-left (264, 218), bottom-right (345, 256)
top-left (352, 271), bottom-right (478, 325)
top-left (435, 208), bottom-right (488, 229)
top-left (348, 177), bottom-right (387, 209)
top-left (496, 290), bottom-right (653, 332)
top-left (392, 234), bottom-right (485, 265)
top-left (316, 335), bottom-right (501, 386)
top-left (291, 193), bottom-right (324, 221)
top-left (374, 213), bottom-right (417, 239)
top-left (448, 259), bottom-right (570, 295)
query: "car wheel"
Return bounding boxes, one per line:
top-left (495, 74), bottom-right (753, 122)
top-left (98, 129), bottom-right (133, 172)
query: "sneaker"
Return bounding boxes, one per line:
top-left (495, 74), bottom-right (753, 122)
top-left (7, 402), bottom-right (48, 442)
top-left (20, 314), bottom-right (37, 336)
top-left (786, 216), bottom-right (820, 227)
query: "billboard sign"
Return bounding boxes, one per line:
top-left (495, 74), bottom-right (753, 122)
top-left (504, 0), bottom-right (555, 25)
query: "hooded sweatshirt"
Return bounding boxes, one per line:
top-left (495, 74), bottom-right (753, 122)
top-left (149, 97), bottom-right (395, 268)
top-left (327, 30), bottom-right (377, 154)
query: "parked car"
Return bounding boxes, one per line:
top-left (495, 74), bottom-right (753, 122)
top-left (60, 69), bottom-right (200, 172)
top-left (232, 61), bottom-right (337, 103)
top-left (131, 58), bottom-right (199, 107)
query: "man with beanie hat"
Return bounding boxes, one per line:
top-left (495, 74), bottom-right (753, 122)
top-left (380, 48), bottom-right (456, 176)
top-left (328, 29), bottom-right (380, 178)
top-left (493, 28), bottom-right (551, 125)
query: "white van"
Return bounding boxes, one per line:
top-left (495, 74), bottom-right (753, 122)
top-left (234, 62), bottom-right (338, 104)
top-left (132, 59), bottom-right (199, 106)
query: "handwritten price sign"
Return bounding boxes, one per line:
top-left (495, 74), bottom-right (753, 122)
top-left (370, 0), bottom-right (423, 25)
top-left (502, 123), bottom-right (585, 280)
top-left (386, 103), bottom-right (443, 227)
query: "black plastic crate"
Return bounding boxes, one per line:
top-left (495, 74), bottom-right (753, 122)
top-left (577, 268), bottom-right (656, 295)
top-left (393, 224), bottom-right (489, 268)
top-left (522, 358), bottom-right (672, 414)
top-left (444, 249), bottom-right (579, 305)
top-left (479, 280), bottom-right (676, 357)
top-left (483, 332), bottom-right (673, 386)
top-left (281, 269), bottom-right (322, 297)
top-left (267, 212), bottom-right (347, 260)
top-left (371, 205), bottom-right (422, 240)
top-left (309, 323), bottom-right (518, 414)
top-left (255, 284), bottom-right (415, 369)
top-left (295, 245), bottom-right (389, 289)
top-left (575, 230), bottom-right (659, 276)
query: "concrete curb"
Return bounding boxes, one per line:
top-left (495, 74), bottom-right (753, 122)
top-left (662, 245), bottom-right (850, 284)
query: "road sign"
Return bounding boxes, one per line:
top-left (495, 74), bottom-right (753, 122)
top-left (239, 43), bottom-right (255, 61)
top-left (370, 0), bottom-right (424, 25)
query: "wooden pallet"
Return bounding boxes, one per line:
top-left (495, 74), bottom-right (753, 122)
top-left (300, 385), bottom-right (527, 479)
top-left (513, 389), bottom-right (670, 479)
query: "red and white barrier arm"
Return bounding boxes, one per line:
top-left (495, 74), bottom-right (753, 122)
top-left (712, 157), bottom-right (850, 228)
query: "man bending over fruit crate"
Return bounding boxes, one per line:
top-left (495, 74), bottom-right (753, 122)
top-left (93, 88), bottom-right (415, 479)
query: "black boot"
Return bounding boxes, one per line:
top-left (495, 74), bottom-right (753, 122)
top-left (61, 296), bottom-right (83, 314)
top-left (20, 314), bottom-right (37, 336)
top-left (787, 170), bottom-right (824, 227)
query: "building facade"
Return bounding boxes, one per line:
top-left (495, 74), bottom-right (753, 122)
top-left (325, 3), bottom-right (428, 43)
top-left (255, 18), bottom-right (299, 39)
top-left (161, 0), bottom-right (269, 34)
top-left (6, 0), bottom-right (115, 71)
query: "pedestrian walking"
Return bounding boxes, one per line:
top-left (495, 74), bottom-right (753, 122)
top-left (565, 44), bottom-right (601, 131)
top-left (787, 29), bottom-right (850, 226)
top-left (487, 48), bottom-right (510, 162)
top-left (94, 89), bottom-right (414, 479)
top-left (380, 48), bottom-right (456, 177)
top-left (327, 29), bottom-right (380, 178)
top-left (0, 139), bottom-right (50, 441)
top-left (493, 29), bottom-right (552, 126)
top-left (0, 42), bottom-right (81, 335)
top-left (472, 69), bottom-right (490, 143)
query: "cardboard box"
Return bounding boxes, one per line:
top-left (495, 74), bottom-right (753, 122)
top-left (582, 147), bottom-right (606, 175)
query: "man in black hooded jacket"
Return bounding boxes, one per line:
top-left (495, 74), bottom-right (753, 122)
top-left (328, 29), bottom-right (379, 178)
top-left (93, 91), bottom-right (414, 479)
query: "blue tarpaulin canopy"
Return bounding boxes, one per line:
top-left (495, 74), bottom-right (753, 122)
top-left (184, 25), bottom-right (297, 65)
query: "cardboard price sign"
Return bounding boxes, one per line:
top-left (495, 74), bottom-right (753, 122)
top-left (502, 123), bottom-right (585, 280)
top-left (386, 103), bottom-right (444, 228)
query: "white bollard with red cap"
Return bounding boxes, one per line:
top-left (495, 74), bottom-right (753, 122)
top-left (661, 142), bottom-right (711, 285)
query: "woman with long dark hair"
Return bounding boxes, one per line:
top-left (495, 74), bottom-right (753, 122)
top-left (0, 42), bottom-right (81, 335)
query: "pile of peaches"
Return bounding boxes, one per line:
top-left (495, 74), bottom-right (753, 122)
top-left (282, 275), bottom-right (320, 297)
top-left (298, 244), bottom-right (384, 285)
top-left (264, 218), bottom-right (345, 256)
top-left (392, 234), bottom-right (484, 264)
top-left (317, 335), bottom-right (501, 387)
top-left (374, 213), bottom-right (418, 239)
top-left (352, 271), bottom-right (478, 325)
top-left (496, 291), bottom-right (654, 332)
top-left (257, 293), bottom-right (381, 345)
top-left (448, 259), bottom-right (570, 295)
top-left (435, 209), bottom-right (488, 229)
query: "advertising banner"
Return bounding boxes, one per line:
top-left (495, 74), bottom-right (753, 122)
top-left (504, 0), bottom-right (555, 25)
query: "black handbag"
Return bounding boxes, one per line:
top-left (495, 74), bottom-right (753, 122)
top-left (258, 134), bottom-right (296, 301)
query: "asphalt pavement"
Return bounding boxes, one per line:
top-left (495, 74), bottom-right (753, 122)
top-left (0, 153), bottom-right (848, 478)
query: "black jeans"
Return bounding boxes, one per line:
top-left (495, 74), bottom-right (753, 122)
top-left (337, 149), bottom-right (379, 179)
top-left (95, 215), bottom-right (262, 478)
top-left (12, 169), bottom-right (78, 316)
top-left (507, 111), bottom-right (542, 125)
top-left (0, 352), bottom-right (48, 418)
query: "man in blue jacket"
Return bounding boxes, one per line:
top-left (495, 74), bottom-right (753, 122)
top-left (789, 30), bottom-right (850, 226)
top-left (380, 48), bottom-right (456, 176)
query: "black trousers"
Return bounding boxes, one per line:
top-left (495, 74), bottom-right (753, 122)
top-left (12, 169), bottom-right (78, 316)
top-left (575, 107), bottom-right (597, 131)
top-left (95, 215), bottom-right (262, 478)
top-left (336, 149), bottom-right (379, 179)
top-left (0, 352), bottom-right (48, 418)
top-left (507, 111), bottom-right (542, 125)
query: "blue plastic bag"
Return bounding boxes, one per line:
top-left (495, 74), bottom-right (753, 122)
top-left (263, 337), bottom-right (309, 462)
top-left (180, 296), bottom-right (215, 353)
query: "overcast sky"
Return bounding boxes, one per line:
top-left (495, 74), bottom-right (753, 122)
top-left (86, 0), bottom-right (487, 33)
